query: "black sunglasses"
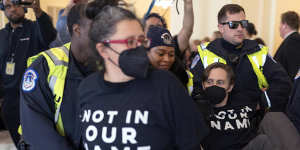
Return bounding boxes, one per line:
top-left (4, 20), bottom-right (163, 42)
top-left (221, 20), bottom-right (248, 29)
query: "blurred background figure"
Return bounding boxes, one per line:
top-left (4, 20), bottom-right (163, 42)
top-left (50, 0), bottom-right (88, 47)
top-left (210, 31), bottom-right (222, 41)
top-left (245, 22), bottom-right (257, 39)
top-left (0, 0), bottom-right (56, 146)
top-left (254, 37), bottom-right (266, 45)
top-left (201, 36), bottom-right (210, 44)
top-left (274, 11), bottom-right (300, 81)
top-left (190, 39), bottom-right (201, 52)
top-left (245, 22), bottom-right (266, 45)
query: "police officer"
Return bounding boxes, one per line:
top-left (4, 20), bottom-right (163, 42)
top-left (190, 4), bottom-right (291, 112)
top-left (0, 0), bottom-right (56, 146)
top-left (19, 1), bottom-right (122, 149)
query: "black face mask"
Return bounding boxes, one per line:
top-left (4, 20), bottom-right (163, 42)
top-left (108, 46), bottom-right (150, 79)
top-left (204, 85), bottom-right (226, 105)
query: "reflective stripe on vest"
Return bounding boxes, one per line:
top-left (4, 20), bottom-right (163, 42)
top-left (246, 44), bottom-right (269, 89)
top-left (26, 43), bottom-right (70, 136)
top-left (197, 43), bottom-right (227, 68)
top-left (186, 70), bottom-right (194, 95)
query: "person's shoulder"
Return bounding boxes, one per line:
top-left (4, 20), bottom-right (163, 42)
top-left (78, 72), bottom-right (106, 103)
top-left (79, 72), bottom-right (103, 96)
top-left (207, 38), bottom-right (222, 49)
top-left (286, 32), bottom-right (300, 44)
top-left (0, 24), bottom-right (10, 33)
top-left (28, 54), bottom-right (48, 69)
top-left (0, 27), bottom-right (6, 33)
top-left (243, 39), bottom-right (262, 50)
top-left (80, 72), bottom-right (101, 88)
top-left (148, 69), bottom-right (186, 91)
top-left (23, 19), bottom-right (35, 26)
top-left (148, 69), bottom-right (179, 83)
top-left (229, 92), bottom-right (257, 108)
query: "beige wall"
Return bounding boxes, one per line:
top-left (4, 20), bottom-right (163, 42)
top-left (125, 0), bottom-right (171, 27)
top-left (170, 0), bottom-right (300, 55)
top-left (1, 0), bottom-right (300, 54)
top-left (170, 0), bottom-right (276, 52)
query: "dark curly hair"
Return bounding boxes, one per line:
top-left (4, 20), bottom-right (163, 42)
top-left (67, 0), bottom-right (125, 36)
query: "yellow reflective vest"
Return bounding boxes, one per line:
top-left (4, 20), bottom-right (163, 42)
top-left (19, 43), bottom-right (70, 136)
top-left (187, 42), bottom-right (269, 94)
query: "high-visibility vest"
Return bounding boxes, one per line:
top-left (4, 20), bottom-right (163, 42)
top-left (186, 70), bottom-right (194, 95)
top-left (187, 42), bottom-right (270, 97)
top-left (19, 43), bottom-right (70, 136)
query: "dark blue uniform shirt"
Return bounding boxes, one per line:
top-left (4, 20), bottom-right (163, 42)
top-left (20, 51), bottom-right (92, 150)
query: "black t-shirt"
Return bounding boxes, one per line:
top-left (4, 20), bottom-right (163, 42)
top-left (78, 70), bottom-right (209, 150)
top-left (201, 94), bottom-right (257, 150)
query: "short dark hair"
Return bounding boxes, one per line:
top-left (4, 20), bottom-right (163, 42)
top-left (89, 6), bottom-right (141, 71)
top-left (67, 4), bottom-right (87, 36)
top-left (254, 37), bottom-right (265, 46)
top-left (202, 63), bottom-right (235, 85)
top-left (143, 13), bottom-right (167, 28)
top-left (246, 22), bottom-right (257, 37)
top-left (218, 4), bottom-right (245, 24)
top-left (67, 0), bottom-right (125, 36)
top-left (213, 31), bottom-right (222, 39)
top-left (281, 11), bottom-right (300, 30)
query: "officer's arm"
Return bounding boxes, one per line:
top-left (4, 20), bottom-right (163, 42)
top-left (20, 57), bottom-right (75, 150)
top-left (263, 55), bottom-right (292, 111)
top-left (176, 0), bottom-right (194, 53)
top-left (190, 54), bottom-right (205, 99)
top-left (166, 73), bottom-right (209, 149)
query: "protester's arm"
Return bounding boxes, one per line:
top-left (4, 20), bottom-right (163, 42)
top-left (20, 57), bottom-right (75, 150)
top-left (176, 0), bottom-right (194, 54)
top-left (263, 55), bottom-right (292, 111)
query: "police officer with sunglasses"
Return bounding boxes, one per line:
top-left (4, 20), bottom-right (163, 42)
top-left (190, 4), bottom-right (291, 114)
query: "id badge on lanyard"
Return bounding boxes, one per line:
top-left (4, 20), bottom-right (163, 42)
top-left (5, 54), bottom-right (15, 76)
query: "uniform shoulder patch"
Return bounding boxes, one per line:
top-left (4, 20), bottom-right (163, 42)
top-left (22, 69), bottom-right (39, 92)
top-left (190, 54), bottom-right (200, 69)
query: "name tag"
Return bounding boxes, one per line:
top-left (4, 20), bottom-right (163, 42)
top-left (5, 62), bottom-right (15, 75)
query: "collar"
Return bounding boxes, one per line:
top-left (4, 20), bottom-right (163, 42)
top-left (5, 19), bottom-right (29, 30)
top-left (68, 50), bottom-right (93, 79)
top-left (221, 39), bottom-right (244, 54)
top-left (207, 38), bottom-right (261, 57)
top-left (284, 30), bottom-right (297, 39)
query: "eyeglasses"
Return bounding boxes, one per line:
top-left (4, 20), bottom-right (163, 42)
top-left (102, 36), bottom-right (151, 48)
top-left (221, 20), bottom-right (248, 29)
top-left (205, 79), bottom-right (226, 86)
